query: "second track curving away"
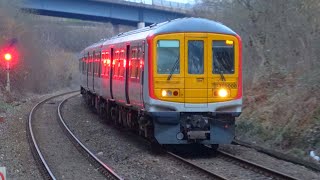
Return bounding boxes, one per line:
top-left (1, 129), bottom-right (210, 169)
top-left (27, 91), bottom-right (77, 180)
top-left (27, 91), bottom-right (123, 180)
top-left (58, 95), bottom-right (123, 180)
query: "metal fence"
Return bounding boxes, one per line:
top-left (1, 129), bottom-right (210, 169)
top-left (126, 0), bottom-right (195, 9)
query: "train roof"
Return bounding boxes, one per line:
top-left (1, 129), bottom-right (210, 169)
top-left (116, 17), bottom-right (237, 38)
top-left (81, 17), bottom-right (237, 54)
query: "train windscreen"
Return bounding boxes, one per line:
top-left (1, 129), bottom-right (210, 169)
top-left (156, 40), bottom-right (180, 74)
top-left (212, 41), bottom-right (235, 74)
top-left (188, 40), bottom-right (204, 74)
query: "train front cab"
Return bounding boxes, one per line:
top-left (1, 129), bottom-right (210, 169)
top-left (147, 32), bottom-right (242, 145)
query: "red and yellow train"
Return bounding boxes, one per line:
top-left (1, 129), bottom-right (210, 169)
top-left (79, 17), bottom-right (242, 149)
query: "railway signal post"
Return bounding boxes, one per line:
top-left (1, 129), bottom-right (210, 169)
top-left (1, 39), bottom-right (17, 93)
top-left (3, 53), bottom-right (12, 92)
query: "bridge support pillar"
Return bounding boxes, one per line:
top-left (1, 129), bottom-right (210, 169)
top-left (137, 22), bottom-right (145, 29)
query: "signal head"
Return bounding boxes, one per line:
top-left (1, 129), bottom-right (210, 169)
top-left (4, 53), bottom-right (12, 61)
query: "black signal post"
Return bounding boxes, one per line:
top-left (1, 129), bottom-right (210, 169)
top-left (4, 53), bottom-right (12, 92)
top-left (2, 38), bottom-right (18, 93)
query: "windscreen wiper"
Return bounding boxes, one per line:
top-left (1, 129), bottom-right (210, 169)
top-left (220, 70), bottom-right (226, 81)
top-left (214, 54), bottom-right (226, 82)
top-left (167, 55), bottom-right (179, 80)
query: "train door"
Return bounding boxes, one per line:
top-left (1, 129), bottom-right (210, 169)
top-left (110, 48), bottom-right (114, 99)
top-left (139, 42), bottom-right (145, 105)
top-left (92, 51), bottom-right (95, 91)
top-left (125, 45), bottom-right (130, 104)
top-left (87, 52), bottom-right (89, 88)
top-left (184, 34), bottom-right (208, 107)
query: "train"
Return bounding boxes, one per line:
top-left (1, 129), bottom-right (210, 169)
top-left (79, 17), bottom-right (242, 150)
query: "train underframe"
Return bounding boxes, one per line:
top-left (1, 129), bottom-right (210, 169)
top-left (81, 87), bottom-right (236, 149)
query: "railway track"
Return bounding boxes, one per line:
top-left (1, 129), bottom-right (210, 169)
top-left (27, 91), bottom-right (123, 180)
top-left (166, 151), bottom-right (228, 180)
top-left (167, 145), bottom-right (299, 180)
top-left (27, 92), bottom-right (304, 180)
top-left (216, 149), bottom-right (299, 180)
top-left (58, 94), bottom-right (123, 180)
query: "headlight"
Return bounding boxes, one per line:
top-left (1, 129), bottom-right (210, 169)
top-left (218, 88), bottom-right (228, 98)
top-left (162, 90), bottom-right (167, 97)
top-left (161, 90), bottom-right (178, 97)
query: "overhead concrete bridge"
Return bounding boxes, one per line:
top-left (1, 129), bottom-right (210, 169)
top-left (21, 0), bottom-right (191, 28)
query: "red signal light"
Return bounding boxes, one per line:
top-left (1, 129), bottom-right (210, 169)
top-left (4, 53), bottom-right (12, 61)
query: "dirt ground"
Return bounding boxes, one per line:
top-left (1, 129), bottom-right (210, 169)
top-left (0, 89), bottom-right (74, 179)
top-left (0, 90), bottom-right (319, 179)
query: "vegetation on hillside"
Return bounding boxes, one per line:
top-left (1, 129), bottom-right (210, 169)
top-left (194, 0), bottom-right (320, 159)
top-left (0, 0), bottom-right (133, 99)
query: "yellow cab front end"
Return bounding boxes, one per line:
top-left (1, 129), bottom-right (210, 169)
top-left (149, 33), bottom-right (242, 145)
top-left (148, 31), bottom-right (242, 144)
top-left (152, 32), bottom-right (241, 106)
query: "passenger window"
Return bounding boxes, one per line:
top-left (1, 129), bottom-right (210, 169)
top-left (94, 58), bottom-right (97, 75)
top-left (130, 49), bottom-right (136, 78)
top-left (96, 54), bottom-right (99, 76)
top-left (131, 61), bottom-right (137, 78)
top-left (94, 56), bottom-right (97, 76)
top-left (86, 58), bottom-right (88, 73)
top-left (114, 51), bottom-right (120, 77)
top-left (92, 53), bottom-right (95, 75)
top-left (117, 61), bottom-right (121, 77)
top-left (89, 57), bottom-right (91, 74)
top-left (119, 61), bottom-right (123, 77)
top-left (92, 56), bottom-right (94, 74)
top-left (97, 54), bottom-right (101, 77)
top-left (82, 58), bottom-right (84, 74)
top-left (120, 51), bottom-right (125, 77)
top-left (212, 41), bottom-right (235, 74)
top-left (101, 53), bottom-right (105, 76)
top-left (103, 53), bottom-right (110, 77)
top-left (91, 55), bottom-right (93, 74)
top-left (188, 40), bottom-right (204, 74)
top-left (157, 40), bottom-right (180, 74)
top-left (137, 47), bottom-right (143, 79)
top-left (98, 53), bottom-right (101, 77)
top-left (89, 56), bottom-right (91, 74)
top-left (83, 58), bottom-right (86, 74)
top-left (80, 58), bottom-right (82, 73)
top-left (83, 58), bottom-right (85, 74)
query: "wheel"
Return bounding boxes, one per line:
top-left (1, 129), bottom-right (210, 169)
top-left (150, 140), bottom-right (164, 154)
top-left (121, 109), bottom-right (127, 127)
top-left (210, 144), bottom-right (219, 156)
top-left (98, 102), bottom-right (106, 120)
top-left (111, 107), bottom-right (119, 126)
top-left (211, 144), bottom-right (219, 150)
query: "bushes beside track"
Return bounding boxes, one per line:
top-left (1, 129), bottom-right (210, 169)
top-left (194, 0), bottom-right (320, 161)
